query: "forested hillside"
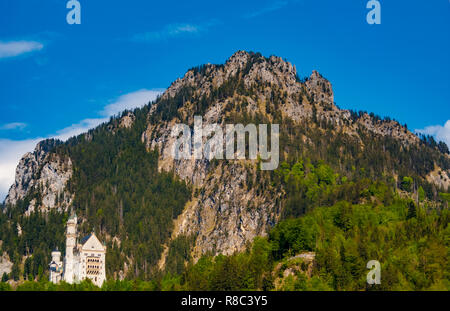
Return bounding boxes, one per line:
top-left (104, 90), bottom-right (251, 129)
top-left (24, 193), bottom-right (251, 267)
top-left (0, 106), bottom-right (191, 281)
top-left (0, 51), bottom-right (449, 290)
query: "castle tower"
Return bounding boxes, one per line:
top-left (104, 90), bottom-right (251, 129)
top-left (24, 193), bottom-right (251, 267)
top-left (64, 212), bottom-right (77, 283)
top-left (49, 248), bottom-right (63, 283)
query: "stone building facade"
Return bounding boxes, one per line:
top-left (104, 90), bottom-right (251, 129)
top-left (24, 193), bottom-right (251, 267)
top-left (49, 213), bottom-right (106, 287)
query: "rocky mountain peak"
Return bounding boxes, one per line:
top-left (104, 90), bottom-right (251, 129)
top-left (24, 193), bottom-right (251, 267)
top-left (160, 50), bottom-right (305, 107)
top-left (305, 70), bottom-right (334, 105)
top-left (225, 50), bottom-right (251, 69)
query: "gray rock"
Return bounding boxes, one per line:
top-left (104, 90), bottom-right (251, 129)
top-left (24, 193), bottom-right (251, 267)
top-left (4, 139), bottom-right (73, 214)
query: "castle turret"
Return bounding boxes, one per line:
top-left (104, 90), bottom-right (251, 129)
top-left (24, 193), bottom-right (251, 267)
top-left (64, 212), bottom-right (77, 283)
top-left (49, 247), bottom-right (63, 283)
top-left (51, 248), bottom-right (61, 263)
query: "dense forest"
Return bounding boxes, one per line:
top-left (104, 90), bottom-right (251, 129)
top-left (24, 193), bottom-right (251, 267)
top-left (157, 161), bottom-right (449, 291)
top-left (0, 106), bottom-right (191, 282)
top-left (2, 182), bottom-right (448, 290)
top-left (3, 157), bottom-right (448, 291)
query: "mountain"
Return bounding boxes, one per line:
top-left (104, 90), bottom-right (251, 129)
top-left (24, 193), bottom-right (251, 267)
top-left (1, 51), bottom-right (449, 285)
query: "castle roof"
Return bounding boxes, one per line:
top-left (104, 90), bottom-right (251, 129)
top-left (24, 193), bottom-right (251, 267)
top-left (80, 232), bottom-right (106, 252)
top-left (80, 233), bottom-right (92, 244)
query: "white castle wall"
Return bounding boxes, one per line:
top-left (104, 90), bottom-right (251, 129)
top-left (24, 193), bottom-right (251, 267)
top-left (50, 214), bottom-right (106, 287)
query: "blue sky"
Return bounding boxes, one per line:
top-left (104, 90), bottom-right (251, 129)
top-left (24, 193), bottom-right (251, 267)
top-left (0, 0), bottom-right (449, 200)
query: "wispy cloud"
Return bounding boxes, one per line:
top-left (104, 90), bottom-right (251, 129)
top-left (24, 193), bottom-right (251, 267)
top-left (52, 89), bottom-right (163, 141)
top-left (0, 89), bottom-right (163, 202)
top-left (243, 1), bottom-right (289, 19)
top-left (0, 41), bottom-right (43, 59)
top-left (415, 120), bottom-right (450, 147)
top-left (101, 89), bottom-right (164, 116)
top-left (0, 122), bottom-right (28, 131)
top-left (132, 20), bottom-right (219, 42)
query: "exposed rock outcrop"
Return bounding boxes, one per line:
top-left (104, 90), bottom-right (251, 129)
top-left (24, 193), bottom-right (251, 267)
top-left (172, 162), bottom-right (281, 260)
top-left (119, 112), bottom-right (136, 129)
top-left (4, 139), bottom-right (73, 214)
top-left (0, 252), bottom-right (13, 277)
top-left (426, 167), bottom-right (450, 191)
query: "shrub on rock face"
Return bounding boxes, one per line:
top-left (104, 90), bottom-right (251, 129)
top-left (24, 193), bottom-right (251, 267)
top-left (401, 176), bottom-right (413, 192)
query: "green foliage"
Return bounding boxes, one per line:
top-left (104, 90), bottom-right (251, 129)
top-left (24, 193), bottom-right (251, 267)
top-left (275, 160), bottom-right (394, 219)
top-left (0, 209), bottom-right (66, 283)
top-left (143, 190), bottom-right (449, 291)
top-left (269, 217), bottom-right (317, 260)
top-left (165, 235), bottom-right (195, 275)
top-left (418, 186), bottom-right (426, 202)
top-left (5, 278), bottom-right (161, 291)
top-left (160, 273), bottom-right (183, 291)
top-left (401, 176), bottom-right (414, 192)
top-left (1, 273), bottom-right (9, 283)
top-left (275, 200), bottom-right (449, 290)
top-left (181, 237), bottom-right (274, 291)
top-left (407, 201), bottom-right (417, 219)
top-left (0, 282), bottom-right (12, 291)
top-left (277, 111), bottom-right (448, 203)
top-left (439, 192), bottom-right (450, 203)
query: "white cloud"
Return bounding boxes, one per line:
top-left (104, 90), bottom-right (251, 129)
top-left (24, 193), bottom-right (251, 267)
top-left (52, 89), bottom-right (163, 141)
top-left (101, 89), bottom-right (163, 116)
top-left (243, 1), bottom-right (289, 19)
top-left (0, 41), bottom-right (43, 59)
top-left (132, 24), bottom-right (200, 42)
top-left (132, 21), bottom-right (219, 42)
top-left (415, 120), bottom-right (450, 147)
top-left (54, 118), bottom-right (110, 141)
top-left (0, 89), bottom-right (163, 202)
top-left (0, 122), bottom-right (28, 130)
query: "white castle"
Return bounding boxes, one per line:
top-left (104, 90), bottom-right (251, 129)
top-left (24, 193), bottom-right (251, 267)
top-left (49, 212), bottom-right (107, 287)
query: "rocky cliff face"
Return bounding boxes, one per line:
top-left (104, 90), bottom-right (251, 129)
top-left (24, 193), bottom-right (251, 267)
top-left (141, 51), bottom-right (448, 264)
top-left (143, 52), bottom-right (293, 261)
top-left (4, 139), bottom-right (73, 215)
top-left (172, 162), bottom-right (281, 259)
